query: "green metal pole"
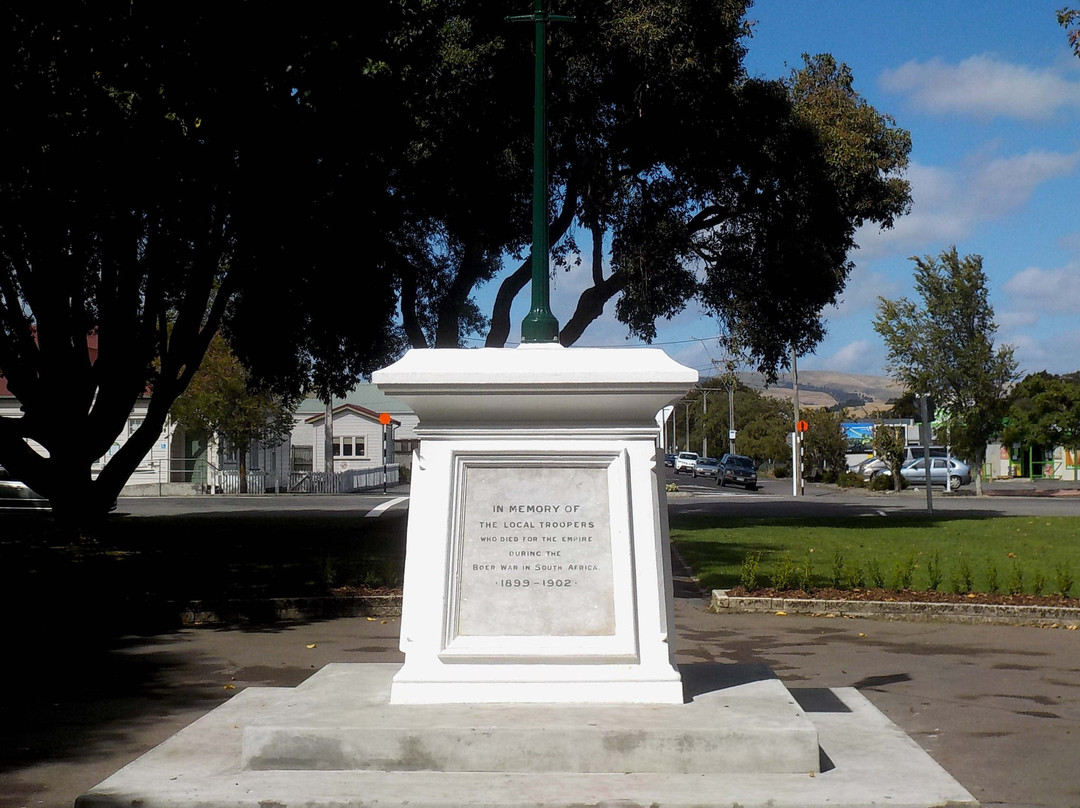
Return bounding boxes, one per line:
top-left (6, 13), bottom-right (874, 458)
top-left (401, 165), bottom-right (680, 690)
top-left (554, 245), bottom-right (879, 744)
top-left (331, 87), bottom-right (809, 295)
top-left (509, 2), bottom-right (571, 343)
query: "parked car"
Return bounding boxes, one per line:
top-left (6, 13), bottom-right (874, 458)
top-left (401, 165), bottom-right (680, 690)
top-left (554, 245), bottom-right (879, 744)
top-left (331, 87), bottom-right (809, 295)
top-left (718, 453), bottom-right (757, 489)
top-left (674, 452), bottom-right (699, 474)
top-left (664, 453), bottom-right (676, 467)
top-left (899, 457), bottom-right (972, 490)
top-left (0, 466), bottom-right (49, 510)
top-left (693, 457), bottom-right (720, 478)
top-left (856, 447), bottom-right (951, 482)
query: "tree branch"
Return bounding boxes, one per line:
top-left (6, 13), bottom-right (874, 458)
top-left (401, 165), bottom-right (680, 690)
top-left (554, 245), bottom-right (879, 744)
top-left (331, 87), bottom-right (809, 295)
top-left (485, 175), bottom-right (579, 347)
top-left (559, 271), bottom-right (626, 347)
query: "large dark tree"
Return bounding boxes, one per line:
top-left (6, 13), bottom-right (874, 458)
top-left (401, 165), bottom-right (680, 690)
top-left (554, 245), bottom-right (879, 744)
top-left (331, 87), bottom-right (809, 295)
top-left (0, 4), bottom-right (401, 527)
top-left (375, 3), bottom-right (912, 376)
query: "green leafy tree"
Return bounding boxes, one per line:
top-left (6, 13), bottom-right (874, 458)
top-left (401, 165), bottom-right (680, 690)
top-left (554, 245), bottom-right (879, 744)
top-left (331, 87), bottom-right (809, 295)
top-left (1002, 372), bottom-right (1080, 452)
top-left (1060, 7), bottom-right (1080, 57)
top-left (0, 5), bottom-right (401, 527)
top-left (170, 335), bottom-right (298, 494)
top-left (872, 423), bottom-right (907, 492)
top-left (684, 380), bottom-right (790, 466)
top-left (874, 247), bottom-right (1018, 494)
top-left (802, 408), bottom-right (847, 481)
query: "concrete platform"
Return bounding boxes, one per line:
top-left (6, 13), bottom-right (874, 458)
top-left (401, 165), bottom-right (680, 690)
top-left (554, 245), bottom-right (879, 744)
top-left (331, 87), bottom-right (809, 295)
top-left (241, 663), bottom-right (818, 774)
top-left (76, 662), bottom-right (978, 808)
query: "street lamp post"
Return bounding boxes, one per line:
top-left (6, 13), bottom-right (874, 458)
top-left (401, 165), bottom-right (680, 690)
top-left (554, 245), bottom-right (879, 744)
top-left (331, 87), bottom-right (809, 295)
top-left (509, 1), bottom-right (573, 344)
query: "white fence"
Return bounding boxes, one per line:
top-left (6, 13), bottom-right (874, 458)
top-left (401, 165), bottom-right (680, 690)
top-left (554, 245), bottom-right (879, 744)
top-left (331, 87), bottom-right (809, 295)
top-left (155, 457), bottom-right (400, 495)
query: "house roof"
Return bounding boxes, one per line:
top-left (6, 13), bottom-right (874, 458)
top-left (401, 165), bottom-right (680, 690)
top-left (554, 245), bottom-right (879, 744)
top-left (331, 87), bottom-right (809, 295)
top-left (296, 383), bottom-right (413, 416)
top-left (304, 402), bottom-right (401, 427)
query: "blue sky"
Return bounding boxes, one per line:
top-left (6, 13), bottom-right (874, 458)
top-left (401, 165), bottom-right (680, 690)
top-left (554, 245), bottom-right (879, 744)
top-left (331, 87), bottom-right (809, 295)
top-left (472, 1), bottom-right (1080, 382)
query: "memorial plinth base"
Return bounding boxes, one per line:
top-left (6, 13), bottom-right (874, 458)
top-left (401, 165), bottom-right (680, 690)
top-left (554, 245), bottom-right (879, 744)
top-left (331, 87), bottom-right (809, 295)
top-left (77, 662), bottom-right (979, 808)
top-left (371, 346), bottom-right (696, 705)
top-left (241, 663), bottom-right (819, 775)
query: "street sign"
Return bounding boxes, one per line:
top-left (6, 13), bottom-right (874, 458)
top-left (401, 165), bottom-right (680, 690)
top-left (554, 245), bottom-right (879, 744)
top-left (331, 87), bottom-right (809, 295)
top-left (728, 429), bottom-right (737, 441)
top-left (379, 412), bottom-right (392, 426)
top-left (796, 420), bottom-right (809, 433)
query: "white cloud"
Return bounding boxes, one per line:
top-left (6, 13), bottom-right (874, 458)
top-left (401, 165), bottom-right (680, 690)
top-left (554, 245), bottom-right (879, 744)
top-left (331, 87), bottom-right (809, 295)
top-left (856, 151), bottom-right (1080, 258)
top-left (826, 340), bottom-right (875, 373)
top-left (880, 54), bottom-right (1080, 119)
top-left (1002, 263), bottom-right (1080, 314)
top-left (827, 266), bottom-right (903, 319)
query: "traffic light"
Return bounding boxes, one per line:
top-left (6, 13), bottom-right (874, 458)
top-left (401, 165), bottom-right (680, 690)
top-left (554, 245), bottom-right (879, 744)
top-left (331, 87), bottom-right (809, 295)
top-left (918, 395), bottom-right (935, 424)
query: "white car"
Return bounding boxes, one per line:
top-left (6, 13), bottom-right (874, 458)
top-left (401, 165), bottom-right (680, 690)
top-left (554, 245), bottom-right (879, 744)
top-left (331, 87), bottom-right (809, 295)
top-left (674, 452), bottom-right (699, 474)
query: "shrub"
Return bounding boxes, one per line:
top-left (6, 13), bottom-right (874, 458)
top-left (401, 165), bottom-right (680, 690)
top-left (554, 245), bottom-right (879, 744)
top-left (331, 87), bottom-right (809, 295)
top-left (773, 464), bottom-right (791, 479)
top-left (739, 552), bottom-right (762, 591)
top-left (925, 550), bottom-right (943, 591)
top-left (870, 473), bottom-right (894, 491)
top-left (771, 552), bottom-right (799, 591)
top-left (665, 482), bottom-right (679, 492)
top-left (798, 551), bottom-right (815, 591)
top-left (951, 556), bottom-right (975, 594)
top-left (842, 560), bottom-right (865, 590)
top-left (867, 558), bottom-right (885, 589)
top-left (1007, 561), bottom-right (1024, 596)
top-left (1032, 570), bottom-right (1046, 596)
top-left (830, 549), bottom-right (845, 589)
top-left (869, 473), bottom-right (909, 492)
top-left (1055, 562), bottom-right (1074, 598)
top-left (891, 554), bottom-right (917, 590)
top-left (820, 468), bottom-right (839, 484)
top-left (836, 471), bottom-right (864, 488)
top-left (985, 562), bottom-right (1000, 594)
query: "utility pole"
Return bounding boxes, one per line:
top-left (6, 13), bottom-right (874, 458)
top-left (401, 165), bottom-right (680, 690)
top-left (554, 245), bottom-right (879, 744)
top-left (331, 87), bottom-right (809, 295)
top-left (791, 346), bottom-right (803, 496)
top-left (728, 384), bottom-right (736, 455)
top-left (701, 392), bottom-right (708, 458)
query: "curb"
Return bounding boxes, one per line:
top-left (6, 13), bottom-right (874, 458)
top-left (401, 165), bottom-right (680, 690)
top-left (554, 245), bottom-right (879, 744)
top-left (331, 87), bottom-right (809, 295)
top-left (710, 589), bottom-right (1080, 628)
top-left (175, 595), bottom-right (402, 626)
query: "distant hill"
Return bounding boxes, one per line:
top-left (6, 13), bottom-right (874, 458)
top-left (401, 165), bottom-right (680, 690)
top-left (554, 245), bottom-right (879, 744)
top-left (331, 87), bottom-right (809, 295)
top-left (734, 371), bottom-right (904, 416)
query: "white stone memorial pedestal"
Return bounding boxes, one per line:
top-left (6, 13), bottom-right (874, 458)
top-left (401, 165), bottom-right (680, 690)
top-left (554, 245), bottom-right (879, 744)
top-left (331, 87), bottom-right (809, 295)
top-left (371, 346), bottom-right (694, 704)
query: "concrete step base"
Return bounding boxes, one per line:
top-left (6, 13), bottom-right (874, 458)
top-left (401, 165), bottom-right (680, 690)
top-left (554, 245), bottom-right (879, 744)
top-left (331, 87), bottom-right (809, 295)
top-left (76, 663), bottom-right (978, 808)
top-left (240, 663), bottom-right (817, 774)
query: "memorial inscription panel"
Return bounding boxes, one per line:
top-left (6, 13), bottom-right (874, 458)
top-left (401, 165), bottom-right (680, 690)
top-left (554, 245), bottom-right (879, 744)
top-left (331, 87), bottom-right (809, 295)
top-left (455, 462), bottom-right (616, 638)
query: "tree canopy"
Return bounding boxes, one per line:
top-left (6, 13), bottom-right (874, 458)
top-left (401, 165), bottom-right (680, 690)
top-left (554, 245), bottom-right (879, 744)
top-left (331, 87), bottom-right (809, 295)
top-left (0, 4), bottom-right (401, 524)
top-left (367, 2), bottom-right (911, 376)
top-left (0, 1), bottom-right (913, 526)
top-left (873, 247), bottom-right (1018, 493)
top-left (1002, 372), bottom-right (1080, 452)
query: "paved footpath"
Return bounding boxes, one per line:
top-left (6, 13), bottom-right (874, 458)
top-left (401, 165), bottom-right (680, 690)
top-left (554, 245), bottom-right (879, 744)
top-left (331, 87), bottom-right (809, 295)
top-left (3, 593), bottom-right (1078, 808)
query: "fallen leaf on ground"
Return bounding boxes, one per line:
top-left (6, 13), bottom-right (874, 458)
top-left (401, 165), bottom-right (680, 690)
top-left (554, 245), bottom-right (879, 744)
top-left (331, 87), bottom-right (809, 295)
top-left (306, 643), bottom-right (317, 649)
top-left (223, 684), bottom-right (235, 690)
top-left (775, 610), bottom-right (787, 616)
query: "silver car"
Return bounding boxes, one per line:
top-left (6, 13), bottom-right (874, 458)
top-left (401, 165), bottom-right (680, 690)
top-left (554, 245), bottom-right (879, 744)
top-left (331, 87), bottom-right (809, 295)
top-left (899, 457), bottom-right (972, 490)
top-left (0, 466), bottom-right (49, 510)
top-left (692, 457), bottom-right (720, 478)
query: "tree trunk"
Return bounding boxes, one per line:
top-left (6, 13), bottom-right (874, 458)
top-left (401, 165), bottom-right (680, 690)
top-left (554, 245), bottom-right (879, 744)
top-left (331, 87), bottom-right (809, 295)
top-left (239, 450), bottom-right (248, 495)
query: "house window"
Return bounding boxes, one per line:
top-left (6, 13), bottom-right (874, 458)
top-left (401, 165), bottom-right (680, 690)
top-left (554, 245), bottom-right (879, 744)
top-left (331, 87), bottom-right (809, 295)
top-left (291, 446), bottom-right (313, 472)
top-left (128, 418), bottom-right (144, 437)
top-left (334, 437), bottom-right (365, 458)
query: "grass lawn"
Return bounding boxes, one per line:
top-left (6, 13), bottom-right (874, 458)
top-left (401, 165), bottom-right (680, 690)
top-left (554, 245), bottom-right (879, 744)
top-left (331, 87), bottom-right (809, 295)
top-left (671, 513), bottom-right (1080, 597)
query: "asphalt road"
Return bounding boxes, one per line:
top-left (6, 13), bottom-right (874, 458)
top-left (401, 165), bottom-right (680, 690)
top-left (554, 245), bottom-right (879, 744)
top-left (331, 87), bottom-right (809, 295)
top-left (663, 468), bottom-right (1080, 518)
top-left (4, 484), bottom-right (1080, 808)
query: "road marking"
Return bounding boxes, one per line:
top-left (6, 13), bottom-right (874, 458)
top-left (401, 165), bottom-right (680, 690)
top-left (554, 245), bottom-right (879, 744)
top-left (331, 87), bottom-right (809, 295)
top-left (366, 496), bottom-right (409, 517)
